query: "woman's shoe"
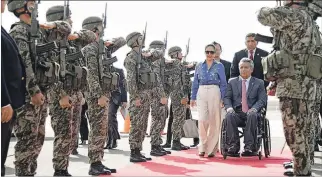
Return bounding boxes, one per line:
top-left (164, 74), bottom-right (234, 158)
top-left (199, 152), bottom-right (205, 156)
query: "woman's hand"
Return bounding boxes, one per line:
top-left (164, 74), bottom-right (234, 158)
top-left (190, 100), bottom-right (196, 107)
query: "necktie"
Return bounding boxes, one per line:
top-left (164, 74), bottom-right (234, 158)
top-left (242, 79), bottom-right (248, 113)
top-left (249, 50), bottom-right (254, 60)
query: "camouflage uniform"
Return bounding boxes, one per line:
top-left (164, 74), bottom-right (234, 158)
top-left (64, 27), bottom-right (96, 155)
top-left (314, 79), bottom-right (322, 150)
top-left (68, 30), bottom-right (96, 155)
top-left (149, 41), bottom-right (169, 156)
top-left (7, 1), bottom-right (66, 176)
top-left (124, 32), bottom-right (163, 162)
top-left (44, 6), bottom-right (96, 175)
top-left (82, 16), bottom-right (125, 175)
top-left (258, 1), bottom-right (322, 175)
top-left (164, 46), bottom-right (188, 150)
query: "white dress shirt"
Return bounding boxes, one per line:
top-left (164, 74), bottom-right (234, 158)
top-left (239, 76), bottom-right (252, 91)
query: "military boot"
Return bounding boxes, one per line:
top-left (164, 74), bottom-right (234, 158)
top-left (171, 140), bottom-right (182, 151)
top-left (54, 170), bottom-right (72, 176)
top-left (130, 149), bottom-right (146, 163)
top-left (159, 145), bottom-right (171, 154)
top-left (180, 143), bottom-right (190, 150)
top-left (150, 145), bottom-right (167, 156)
top-left (88, 161), bottom-right (111, 176)
top-left (136, 149), bottom-right (152, 161)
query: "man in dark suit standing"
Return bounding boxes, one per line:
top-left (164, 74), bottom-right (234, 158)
top-left (1, 1), bottom-right (26, 175)
top-left (213, 41), bottom-right (231, 82)
top-left (230, 33), bottom-right (269, 88)
top-left (224, 58), bottom-right (267, 156)
top-left (105, 67), bottom-right (127, 149)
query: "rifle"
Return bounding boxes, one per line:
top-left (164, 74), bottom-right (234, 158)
top-left (66, 50), bottom-right (84, 63)
top-left (137, 22), bottom-right (147, 83)
top-left (255, 30), bottom-right (281, 51)
top-left (102, 56), bottom-right (118, 66)
top-left (164, 31), bottom-right (168, 50)
top-left (161, 31), bottom-right (168, 84)
top-left (97, 3), bottom-right (107, 84)
top-left (36, 41), bottom-right (58, 55)
top-left (59, 0), bottom-right (70, 79)
top-left (254, 33), bottom-right (273, 44)
top-left (29, 0), bottom-right (41, 73)
top-left (183, 38), bottom-right (190, 62)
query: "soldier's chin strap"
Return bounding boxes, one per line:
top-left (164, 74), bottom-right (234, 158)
top-left (13, 3), bottom-right (31, 18)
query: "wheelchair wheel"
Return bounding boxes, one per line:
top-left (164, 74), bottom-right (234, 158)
top-left (220, 120), bottom-right (227, 156)
top-left (258, 152), bottom-right (262, 160)
top-left (263, 118), bottom-right (271, 158)
top-left (223, 153), bottom-right (227, 160)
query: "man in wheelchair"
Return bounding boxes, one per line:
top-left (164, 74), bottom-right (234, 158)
top-left (223, 58), bottom-right (267, 156)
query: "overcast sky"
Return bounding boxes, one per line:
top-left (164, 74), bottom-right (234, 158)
top-left (1, 1), bottom-right (322, 68)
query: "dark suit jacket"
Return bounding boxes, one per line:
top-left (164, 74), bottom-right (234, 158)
top-left (230, 48), bottom-right (269, 88)
top-left (224, 77), bottom-right (267, 112)
top-left (1, 26), bottom-right (26, 109)
top-left (220, 59), bottom-right (231, 82)
top-left (111, 67), bottom-right (127, 106)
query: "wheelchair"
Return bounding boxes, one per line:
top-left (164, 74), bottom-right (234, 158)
top-left (220, 107), bottom-right (271, 160)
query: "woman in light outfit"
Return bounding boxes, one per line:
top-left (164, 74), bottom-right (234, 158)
top-left (190, 44), bottom-right (227, 157)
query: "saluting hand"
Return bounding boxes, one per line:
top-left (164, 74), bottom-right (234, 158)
top-left (39, 22), bottom-right (56, 30)
top-left (68, 34), bottom-right (79, 41)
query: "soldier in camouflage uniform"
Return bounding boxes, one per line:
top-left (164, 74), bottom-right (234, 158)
top-left (124, 32), bottom-right (164, 163)
top-left (82, 16), bottom-right (125, 175)
top-left (45, 5), bottom-right (96, 176)
top-left (7, 0), bottom-right (70, 176)
top-left (257, 0), bottom-right (322, 175)
top-left (314, 79), bottom-right (322, 152)
top-left (163, 46), bottom-right (189, 151)
top-left (149, 40), bottom-right (171, 156)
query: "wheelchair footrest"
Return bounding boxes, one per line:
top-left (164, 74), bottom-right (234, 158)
top-left (225, 153), bottom-right (240, 157)
top-left (241, 152), bottom-right (258, 157)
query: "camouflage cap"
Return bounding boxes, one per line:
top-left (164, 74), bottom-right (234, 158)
top-left (149, 40), bottom-right (164, 49)
top-left (126, 32), bottom-right (142, 47)
top-left (7, 0), bottom-right (26, 12)
top-left (308, 0), bottom-right (322, 16)
top-left (46, 5), bottom-right (71, 22)
top-left (82, 16), bottom-right (103, 31)
top-left (168, 46), bottom-right (182, 56)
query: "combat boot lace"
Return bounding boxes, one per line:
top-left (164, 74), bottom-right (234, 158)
top-left (129, 149), bottom-right (146, 163)
top-left (53, 170), bottom-right (72, 176)
top-left (150, 145), bottom-right (167, 156)
top-left (88, 161), bottom-right (111, 176)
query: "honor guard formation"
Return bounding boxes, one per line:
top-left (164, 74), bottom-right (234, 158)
top-left (1, 0), bottom-right (322, 176)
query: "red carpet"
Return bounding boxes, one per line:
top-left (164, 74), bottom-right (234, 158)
top-left (113, 149), bottom-right (292, 176)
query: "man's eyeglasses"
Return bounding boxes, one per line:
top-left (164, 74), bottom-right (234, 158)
top-left (205, 51), bottom-right (215, 54)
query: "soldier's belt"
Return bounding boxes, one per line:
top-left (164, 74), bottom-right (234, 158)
top-left (139, 68), bottom-right (152, 74)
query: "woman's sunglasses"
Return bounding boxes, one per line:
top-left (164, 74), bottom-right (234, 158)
top-left (205, 51), bottom-right (215, 54)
